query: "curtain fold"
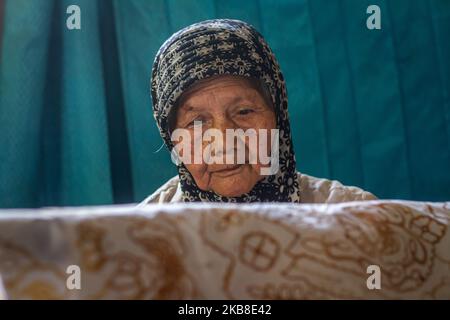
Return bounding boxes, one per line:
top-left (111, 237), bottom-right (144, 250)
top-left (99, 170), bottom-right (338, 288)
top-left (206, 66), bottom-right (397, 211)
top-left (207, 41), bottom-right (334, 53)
top-left (0, 0), bottom-right (449, 208)
top-left (0, 0), bottom-right (4, 59)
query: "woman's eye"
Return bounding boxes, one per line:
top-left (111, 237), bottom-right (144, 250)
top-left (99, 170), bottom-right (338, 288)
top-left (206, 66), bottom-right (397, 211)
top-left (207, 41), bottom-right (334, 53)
top-left (187, 118), bottom-right (203, 128)
top-left (237, 108), bottom-right (254, 116)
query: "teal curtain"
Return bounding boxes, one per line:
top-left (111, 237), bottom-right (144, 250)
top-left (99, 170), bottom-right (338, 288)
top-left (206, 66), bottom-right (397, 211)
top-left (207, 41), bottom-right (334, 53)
top-left (0, 0), bottom-right (449, 208)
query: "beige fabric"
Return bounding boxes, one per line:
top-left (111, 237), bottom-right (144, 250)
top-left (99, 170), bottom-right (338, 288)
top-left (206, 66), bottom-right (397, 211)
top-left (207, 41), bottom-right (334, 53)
top-left (138, 172), bottom-right (377, 205)
top-left (0, 200), bottom-right (449, 299)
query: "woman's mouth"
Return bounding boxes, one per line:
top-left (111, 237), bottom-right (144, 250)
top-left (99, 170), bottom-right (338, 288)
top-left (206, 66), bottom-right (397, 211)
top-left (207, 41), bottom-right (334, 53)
top-left (210, 164), bottom-right (244, 177)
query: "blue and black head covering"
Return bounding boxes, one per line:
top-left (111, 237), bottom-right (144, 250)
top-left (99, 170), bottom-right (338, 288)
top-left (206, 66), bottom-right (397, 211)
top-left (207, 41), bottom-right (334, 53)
top-left (151, 19), bottom-right (300, 202)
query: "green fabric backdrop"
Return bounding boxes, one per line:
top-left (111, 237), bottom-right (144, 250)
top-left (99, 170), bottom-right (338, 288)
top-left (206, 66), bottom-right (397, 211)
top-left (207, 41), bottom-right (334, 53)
top-left (0, 0), bottom-right (449, 208)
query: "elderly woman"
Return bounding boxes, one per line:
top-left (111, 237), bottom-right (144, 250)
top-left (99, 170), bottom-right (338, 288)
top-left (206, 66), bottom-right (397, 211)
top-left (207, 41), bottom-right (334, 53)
top-left (140, 19), bottom-right (376, 204)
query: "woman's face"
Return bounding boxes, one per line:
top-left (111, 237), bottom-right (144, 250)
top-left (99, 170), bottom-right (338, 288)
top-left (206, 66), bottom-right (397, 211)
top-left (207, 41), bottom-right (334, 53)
top-left (172, 76), bottom-right (276, 197)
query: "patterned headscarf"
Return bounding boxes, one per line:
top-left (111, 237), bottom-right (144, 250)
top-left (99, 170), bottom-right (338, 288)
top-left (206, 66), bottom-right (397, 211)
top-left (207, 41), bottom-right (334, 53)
top-left (151, 19), bottom-right (300, 203)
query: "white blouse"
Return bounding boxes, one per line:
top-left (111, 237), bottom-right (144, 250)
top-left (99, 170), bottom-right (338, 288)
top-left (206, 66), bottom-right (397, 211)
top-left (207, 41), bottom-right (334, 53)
top-left (138, 172), bottom-right (377, 205)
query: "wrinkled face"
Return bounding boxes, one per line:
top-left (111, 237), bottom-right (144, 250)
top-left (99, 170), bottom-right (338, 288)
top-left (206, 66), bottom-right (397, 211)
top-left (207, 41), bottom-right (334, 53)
top-left (172, 75), bottom-right (277, 197)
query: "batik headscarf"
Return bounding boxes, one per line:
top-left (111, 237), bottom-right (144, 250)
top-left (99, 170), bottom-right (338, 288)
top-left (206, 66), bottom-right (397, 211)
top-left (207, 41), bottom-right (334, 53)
top-left (151, 19), bottom-right (300, 203)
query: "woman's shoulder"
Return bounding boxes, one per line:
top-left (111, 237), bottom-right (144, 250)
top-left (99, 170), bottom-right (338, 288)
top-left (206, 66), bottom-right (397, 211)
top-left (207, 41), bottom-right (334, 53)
top-left (298, 172), bottom-right (378, 203)
top-left (138, 172), bottom-right (377, 206)
top-left (137, 176), bottom-right (182, 206)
